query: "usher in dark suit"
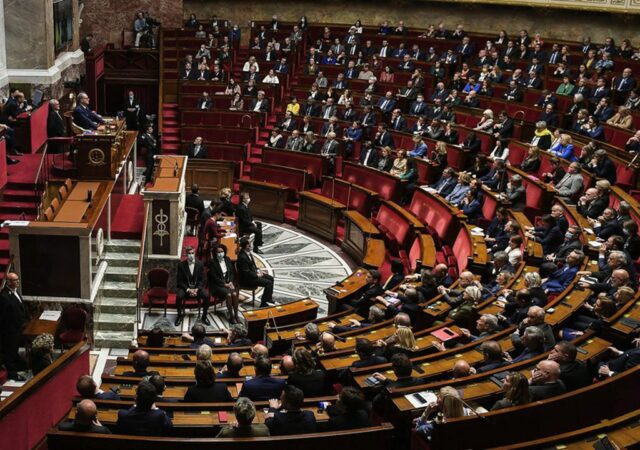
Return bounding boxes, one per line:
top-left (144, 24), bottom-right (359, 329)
top-left (0, 286), bottom-right (29, 378)
top-left (235, 202), bottom-right (263, 249)
top-left (46, 107), bottom-right (67, 153)
top-left (237, 249), bottom-right (274, 306)
top-left (176, 259), bottom-right (209, 318)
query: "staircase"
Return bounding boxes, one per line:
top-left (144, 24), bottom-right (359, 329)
top-left (0, 181), bottom-right (41, 281)
top-left (161, 103), bottom-right (180, 153)
top-left (93, 239), bottom-right (140, 348)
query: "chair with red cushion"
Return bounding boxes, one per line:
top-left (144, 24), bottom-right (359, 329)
top-left (57, 307), bottom-right (87, 348)
top-left (145, 268), bottom-right (170, 316)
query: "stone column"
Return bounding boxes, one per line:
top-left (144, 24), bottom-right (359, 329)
top-left (0, 0), bottom-right (9, 98)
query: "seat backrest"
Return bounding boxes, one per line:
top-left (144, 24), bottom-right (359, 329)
top-left (59, 185), bottom-right (69, 201)
top-left (185, 207), bottom-right (200, 223)
top-left (147, 268), bottom-right (170, 288)
top-left (61, 307), bottom-right (87, 330)
top-left (65, 178), bottom-right (73, 191)
top-left (50, 198), bottom-right (60, 213)
top-left (44, 206), bottom-right (54, 222)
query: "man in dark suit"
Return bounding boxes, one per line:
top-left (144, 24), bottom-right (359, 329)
top-left (548, 341), bottom-right (592, 391)
top-left (279, 111), bottom-right (297, 132)
top-left (352, 338), bottom-right (387, 368)
top-left (179, 62), bottom-right (196, 80)
top-left (237, 237), bottom-right (274, 307)
top-left (123, 90), bottom-right (143, 130)
top-left (236, 192), bottom-right (264, 254)
top-left (186, 136), bottom-right (207, 159)
top-left (139, 124), bottom-right (159, 184)
top-left (76, 374), bottom-right (121, 400)
top-left (184, 361), bottom-right (233, 402)
top-left (196, 92), bottom-right (213, 110)
top-left (0, 272), bottom-right (29, 380)
top-left (359, 142), bottom-right (379, 168)
top-left (265, 385), bottom-right (317, 435)
top-left (376, 92), bottom-right (397, 116)
top-left (429, 168), bottom-right (458, 198)
top-left (217, 352), bottom-right (244, 378)
top-left (185, 184), bottom-right (205, 217)
top-left (542, 250), bottom-right (584, 294)
top-left (345, 270), bottom-right (384, 316)
top-left (529, 360), bottom-right (566, 401)
top-left (598, 339), bottom-right (640, 377)
top-left (123, 350), bottom-right (159, 377)
top-left (117, 380), bottom-right (173, 436)
top-left (59, 400), bottom-right (111, 434)
top-left (240, 356), bottom-right (285, 401)
top-left (175, 246), bottom-right (210, 326)
top-left (250, 91), bottom-right (270, 113)
top-left (47, 99), bottom-right (67, 154)
top-left (73, 92), bottom-right (105, 130)
top-left (373, 124), bottom-right (394, 148)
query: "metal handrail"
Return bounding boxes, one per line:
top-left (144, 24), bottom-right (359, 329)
top-left (135, 203), bottom-right (150, 332)
top-left (33, 146), bottom-right (49, 216)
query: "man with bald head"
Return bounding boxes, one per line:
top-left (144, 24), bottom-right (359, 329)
top-left (317, 332), bottom-right (336, 355)
top-left (73, 92), bottom-right (105, 130)
top-left (251, 344), bottom-right (269, 359)
top-left (1, 272), bottom-right (29, 380)
top-left (218, 352), bottom-right (244, 378)
top-left (59, 399), bottom-right (111, 433)
top-left (451, 359), bottom-right (473, 379)
top-left (477, 340), bottom-right (509, 373)
top-left (529, 360), bottom-right (566, 401)
top-left (512, 305), bottom-right (556, 351)
top-left (123, 350), bottom-right (158, 377)
top-left (279, 355), bottom-right (295, 374)
top-left (438, 271), bottom-right (482, 307)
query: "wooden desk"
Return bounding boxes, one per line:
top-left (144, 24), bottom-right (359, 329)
top-left (297, 191), bottom-right (345, 242)
top-left (243, 298), bottom-right (319, 341)
top-left (266, 312), bottom-right (363, 345)
top-left (23, 316), bottom-right (60, 341)
top-left (185, 159), bottom-right (236, 198)
top-left (238, 179), bottom-right (288, 223)
top-left (148, 178), bottom-right (180, 192)
top-left (67, 182), bottom-right (101, 201)
top-left (342, 210), bottom-right (384, 270)
top-left (325, 268), bottom-right (370, 314)
top-left (54, 201), bottom-right (91, 222)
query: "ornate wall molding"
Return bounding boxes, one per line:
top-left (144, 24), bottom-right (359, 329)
top-left (423, 0), bottom-right (640, 14)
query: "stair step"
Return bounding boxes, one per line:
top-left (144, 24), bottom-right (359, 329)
top-left (104, 239), bottom-right (141, 253)
top-left (0, 213), bottom-right (38, 221)
top-left (94, 330), bottom-right (135, 349)
top-left (95, 297), bottom-right (138, 314)
top-left (104, 267), bottom-right (138, 282)
top-left (103, 253), bottom-right (139, 267)
top-left (162, 135), bottom-right (180, 143)
top-left (164, 120), bottom-right (179, 126)
top-left (0, 201), bottom-right (38, 212)
top-left (101, 281), bottom-right (137, 298)
top-left (95, 312), bottom-right (137, 331)
top-left (2, 189), bottom-right (41, 201)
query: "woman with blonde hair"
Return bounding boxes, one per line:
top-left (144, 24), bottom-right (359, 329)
top-left (380, 326), bottom-right (419, 358)
top-left (31, 333), bottom-right (55, 376)
top-left (414, 386), bottom-right (472, 439)
top-left (519, 146), bottom-right (541, 174)
top-left (549, 133), bottom-right (576, 161)
top-left (607, 106), bottom-right (633, 129)
top-left (474, 109), bottom-right (494, 131)
top-left (492, 372), bottom-right (531, 410)
top-left (390, 149), bottom-right (408, 177)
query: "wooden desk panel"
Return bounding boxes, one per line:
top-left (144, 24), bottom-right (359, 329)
top-left (297, 191), bottom-right (345, 242)
top-left (238, 180), bottom-right (288, 223)
top-left (54, 200), bottom-right (91, 223)
top-left (67, 182), bottom-right (102, 201)
top-left (148, 178), bottom-right (180, 192)
top-left (325, 268), bottom-right (370, 313)
top-left (243, 299), bottom-right (319, 341)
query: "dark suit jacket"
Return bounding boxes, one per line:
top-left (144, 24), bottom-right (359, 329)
top-left (177, 260), bottom-right (205, 292)
top-left (187, 144), bottom-right (207, 159)
top-left (359, 148), bottom-right (379, 168)
top-left (529, 380), bottom-right (567, 401)
top-left (266, 409), bottom-right (317, 436)
top-left (352, 355), bottom-right (387, 368)
top-left (327, 408), bottom-right (371, 431)
top-left (117, 406), bottom-right (172, 436)
top-left (185, 193), bottom-right (205, 216)
top-left (59, 421), bottom-right (111, 434)
top-left (560, 361), bottom-right (592, 391)
top-left (47, 110), bottom-right (66, 138)
top-left (239, 375), bottom-right (286, 401)
top-left (374, 131), bottom-right (394, 148)
top-left (250, 98), bottom-right (270, 112)
top-left (73, 105), bottom-right (102, 130)
top-left (287, 370), bottom-right (326, 397)
top-left (197, 98), bottom-right (212, 109)
top-left (608, 348), bottom-right (640, 373)
top-left (184, 383), bottom-right (233, 402)
top-left (208, 256), bottom-right (235, 288)
top-left (0, 287), bottom-right (29, 336)
top-left (237, 250), bottom-right (260, 286)
top-left (235, 203), bottom-right (255, 234)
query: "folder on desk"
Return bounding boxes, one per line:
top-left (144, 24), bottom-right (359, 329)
top-left (430, 327), bottom-right (460, 342)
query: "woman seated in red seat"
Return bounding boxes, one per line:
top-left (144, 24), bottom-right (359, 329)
top-left (208, 244), bottom-right (240, 323)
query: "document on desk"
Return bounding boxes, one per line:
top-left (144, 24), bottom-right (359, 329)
top-left (39, 310), bottom-right (62, 321)
top-left (405, 391), bottom-right (437, 409)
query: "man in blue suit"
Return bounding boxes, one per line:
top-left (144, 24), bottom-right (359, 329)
top-left (429, 168), bottom-right (458, 198)
top-left (73, 92), bottom-right (105, 130)
top-left (117, 380), bottom-right (172, 436)
top-left (542, 250), bottom-right (584, 294)
top-left (373, 124), bottom-right (394, 148)
top-left (376, 91), bottom-right (397, 117)
top-left (239, 356), bottom-right (285, 401)
top-left (265, 385), bottom-right (317, 435)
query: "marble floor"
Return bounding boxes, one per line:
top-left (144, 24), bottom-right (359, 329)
top-left (139, 221), bottom-right (355, 334)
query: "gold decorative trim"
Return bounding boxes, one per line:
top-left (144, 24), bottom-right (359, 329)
top-left (422, 0), bottom-right (640, 14)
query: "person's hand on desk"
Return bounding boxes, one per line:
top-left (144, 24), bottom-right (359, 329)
top-left (432, 341), bottom-right (446, 352)
top-left (376, 295), bottom-right (389, 306)
top-left (459, 328), bottom-right (472, 339)
top-left (372, 372), bottom-right (387, 382)
top-left (294, 331), bottom-right (306, 340)
top-left (374, 339), bottom-right (387, 347)
top-left (348, 319), bottom-right (361, 327)
top-left (437, 286), bottom-right (448, 295)
top-left (268, 398), bottom-right (281, 410)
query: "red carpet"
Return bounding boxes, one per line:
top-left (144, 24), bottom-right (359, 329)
top-left (110, 194), bottom-right (145, 239)
top-left (7, 154), bottom-right (42, 186)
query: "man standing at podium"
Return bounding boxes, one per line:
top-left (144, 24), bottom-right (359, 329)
top-left (73, 93), bottom-right (105, 130)
top-left (236, 192), bottom-right (264, 254)
top-left (175, 247), bottom-right (210, 327)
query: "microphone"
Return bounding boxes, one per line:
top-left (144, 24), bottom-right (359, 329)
top-left (174, 161), bottom-right (179, 177)
top-left (266, 310), bottom-right (282, 340)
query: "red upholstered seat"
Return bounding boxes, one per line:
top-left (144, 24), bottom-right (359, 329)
top-left (452, 227), bottom-right (472, 273)
top-left (58, 329), bottom-right (85, 344)
top-left (145, 268), bottom-right (170, 315)
top-left (616, 162), bottom-right (636, 189)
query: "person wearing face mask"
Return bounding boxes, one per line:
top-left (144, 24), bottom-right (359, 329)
top-left (175, 247), bottom-right (210, 327)
top-left (123, 90), bottom-right (142, 130)
top-left (236, 192), bottom-right (263, 254)
top-left (208, 244), bottom-right (240, 323)
top-left (237, 237), bottom-right (274, 307)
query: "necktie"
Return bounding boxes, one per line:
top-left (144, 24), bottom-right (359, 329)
top-left (382, 100), bottom-right (389, 110)
top-left (619, 79), bottom-right (625, 90)
top-left (381, 47), bottom-right (386, 57)
top-left (324, 108), bottom-right (330, 119)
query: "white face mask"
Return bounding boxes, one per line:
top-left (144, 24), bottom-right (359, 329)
top-left (244, 198), bottom-right (251, 205)
top-left (217, 253), bottom-right (224, 261)
top-left (187, 254), bottom-right (195, 263)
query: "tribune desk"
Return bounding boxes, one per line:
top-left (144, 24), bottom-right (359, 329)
top-left (8, 180), bottom-right (114, 301)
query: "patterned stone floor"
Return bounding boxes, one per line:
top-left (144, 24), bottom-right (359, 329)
top-left (139, 221), bottom-right (355, 334)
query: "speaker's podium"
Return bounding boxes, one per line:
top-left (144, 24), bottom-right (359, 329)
top-left (143, 155), bottom-right (188, 259)
top-left (75, 118), bottom-right (135, 180)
